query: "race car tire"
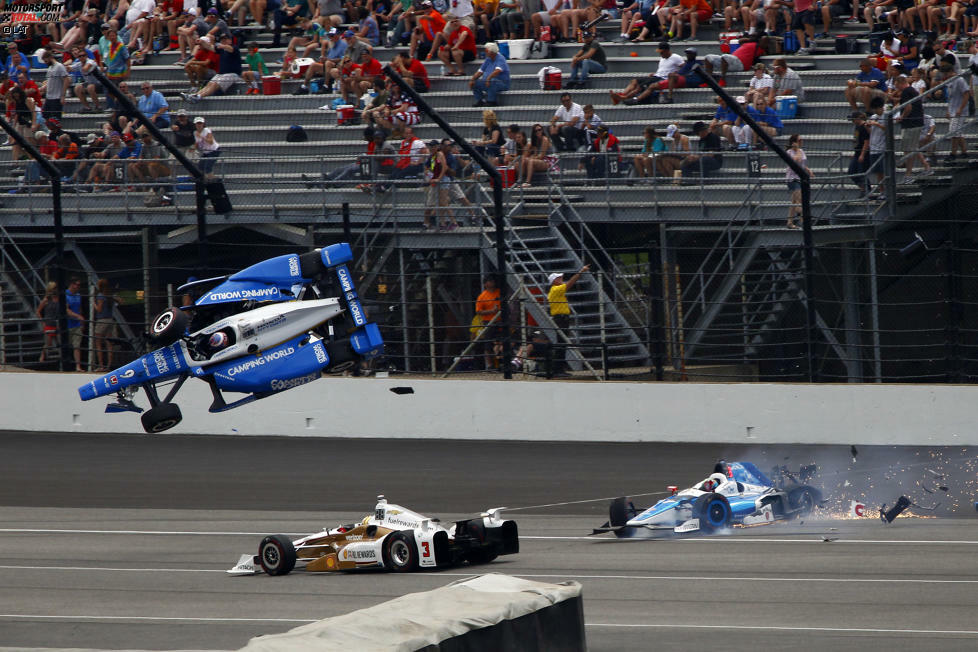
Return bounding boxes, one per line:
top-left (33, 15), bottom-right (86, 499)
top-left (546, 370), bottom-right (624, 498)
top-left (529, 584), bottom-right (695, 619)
top-left (324, 340), bottom-right (357, 373)
top-left (464, 549), bottom-right (498, 565)
top-left (140, 403), bottom-right (182, 434)
top-left (149, 308), bottom-right (189, 346)
top-left (694, 493), bottom-right (731, 533)
top-left (609, 497), bottom-right (636, 527)
top-left (382, 531), bottom-right (419, 573)
top-left (299, 250), bottom-right (325, 278)
top-left (258, 534), bottom-right (297, 576)
top-left (788, 488), bottom-right (816, 517)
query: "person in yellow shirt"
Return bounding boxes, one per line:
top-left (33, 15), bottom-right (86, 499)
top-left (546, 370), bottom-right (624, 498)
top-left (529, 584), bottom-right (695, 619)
top-left (547, 265), bottom-right (589, 374)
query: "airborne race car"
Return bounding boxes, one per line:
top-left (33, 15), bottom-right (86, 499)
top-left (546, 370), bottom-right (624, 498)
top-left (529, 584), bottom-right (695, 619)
top-left (78, 243), bottom-right (383, 433)
top-left (593, 461), bottom-right (825, 538)
top-left (228, 496), bottom-right (520, 576)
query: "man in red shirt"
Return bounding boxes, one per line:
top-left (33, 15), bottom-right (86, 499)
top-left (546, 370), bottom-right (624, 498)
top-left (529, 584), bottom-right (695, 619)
top-left (393, 52), bottom-right (430, 92)
top-left (378, 126), bottom-right (427, 191)
top-left (411, 1), bottom-right (446, 60)
top-left (703, 35), bottom-right (768, 82)
top-left (582, 125), bottom-right (620, 179)
top-left (437, 15), bottom-right (476, 76)
top-left (184, 35), bottom-right (220, 88)
top-left (347, 49), bottom-right (384, 102)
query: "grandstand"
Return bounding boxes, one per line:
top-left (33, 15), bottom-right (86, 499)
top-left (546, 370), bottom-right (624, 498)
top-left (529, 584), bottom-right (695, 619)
top-left (1, 12), bottom-right (977, 382)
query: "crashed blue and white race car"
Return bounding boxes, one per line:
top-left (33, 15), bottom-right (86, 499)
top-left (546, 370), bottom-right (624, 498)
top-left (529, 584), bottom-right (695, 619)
top-left (593, 461), bottom-right (825, 538)
top-left (78, 243), bottom-right (383, 433)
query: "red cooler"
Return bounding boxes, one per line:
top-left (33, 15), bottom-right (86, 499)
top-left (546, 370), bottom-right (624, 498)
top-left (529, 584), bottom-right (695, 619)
top-left (262, 76), bottom-right (281, 95)
top-left (497, 166), bottom-right (516, 188)
top-left (337, 105), bottom-right (355, 125)
top-left (543, 70), bottom-right (561, 90)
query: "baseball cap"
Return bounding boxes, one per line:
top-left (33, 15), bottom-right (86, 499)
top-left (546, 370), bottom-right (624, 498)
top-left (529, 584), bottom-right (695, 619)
top-left (46, 117), bottom-right (60, 127)
top-left (343, 29), bottom-right (355, 37)
top-left (122, 133), bottom-right (134, 142)
top-left (86, 133), bottom-right (99, 143)
top-left (684, 47), bottom-right (697, 55)
top-left (666, 123), bottom-right (678, 138)
top-left (194, 116), bottom-right (205, 123)
top-left (176, 108), bottom-right (188, 116)
top-left (34, 48), bottom-right (46, 60)
top-left (207, 7), bottom-right (218, 14)
top-left (188, 7), bottom-right (198, 15)
top-left (109, 130), bottom-right (121, 138)
top-left (328, 27), bottom-right (338, 35)
top-left (34, 130), bottom-right (47, 139)
top-left (547, 272), bottom-right (563, 285)
top-left (735, 95), bottom-right (746, 103)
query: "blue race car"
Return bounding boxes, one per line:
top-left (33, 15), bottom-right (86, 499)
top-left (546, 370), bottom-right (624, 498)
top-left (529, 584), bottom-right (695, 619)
top-left (593, 461), bottom-right (824, 538)
top-left (78, 243), bottom-right (383, 434)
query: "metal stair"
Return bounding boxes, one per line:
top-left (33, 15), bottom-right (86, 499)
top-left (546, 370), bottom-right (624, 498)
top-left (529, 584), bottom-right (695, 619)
top-left (481, 197), bottom-right (651, 372)
top-left (0, 226), bottom-right (46, 367)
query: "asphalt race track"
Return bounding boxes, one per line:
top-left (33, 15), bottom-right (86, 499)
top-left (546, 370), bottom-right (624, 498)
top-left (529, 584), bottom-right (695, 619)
top-left (2, 432), bottom-right (978, 651)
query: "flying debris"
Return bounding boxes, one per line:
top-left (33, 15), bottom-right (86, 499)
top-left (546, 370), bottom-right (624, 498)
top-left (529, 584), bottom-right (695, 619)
top-left (924, 469), bottom-right (946, 479)
top-left (909, 499), bottom-right (941, 511)
top-left (880, 496), bottom-right (911, 523)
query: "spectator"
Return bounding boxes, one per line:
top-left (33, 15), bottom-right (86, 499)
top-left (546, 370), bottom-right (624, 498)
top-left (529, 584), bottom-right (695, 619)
top-left (475, 276), bottom-right (503, 368)
top-left (547, 265), bottom-right (589, 375)
top-left (819, 0), bottom-right (860, 35)
top-left (297, 27), bottom-right (347, 94)
top-left (39, 49), bottom-right (69, 121)
top-left (709, 95), bottom-right (738, 144)
top-left (273, 0), bottom-right (311, 47)
top-left (503, 123), bottom-right (526, 166)
top-left (392, 51), bottom-right (430, 93)
top-left (361, 76), bottom-right (392, 125)
top-left (620, 0), bottom-right (661, 42)
top-left (865, 96), bottom-right (887, 197)
top-left (942, 62), bottom-right (971, 161)
top-left (749, 96), bottom-right (783, 147)
top-left (582, 125), bottom-right (620, 180)
top-left (609, 41), bottom-right (683, 105)
top-left (379, 83), bottom-right (425, 129)
top-left (512, 329), bottom-right (552, 375)
top-left (135, 81), bottom-right (170, 129)
top-left (314, 0), bottom-right (346, 28)
top-left (113, 133), bottom-right (143, 187)
top-left (744, 62), bottom-right (773, 104)
top-left (530, 0), bottom-right (566, 42)
top-left (411, 1), bottom-right (446, 60)
top-left (194, 116), bottom-right (221, 178)
top-left (13, 129), bottom-right (57, 192)
top-left (845, 58), bottom-right (888, 111)
top-left (581, 103), bottom-right (603, 142)
top-left (919, 111), bottom-right (937, 165)
top-left (423, 138), bottom-right (459, 230)
top-left (653, 46), bottom-right (704, 104)
top-left (728, 95), bottom-right (753, 148)
top-left (785, 134), bottom-right (812, 228)
top-left (909, 65), bottom-right (928, 94)
top-left (347, 48), bottom-right (385, 101)
top-left (184, 34), bottom-right (220, 90)
top-left (566, 29), bottom-right (606, 89)
top-left (790, 0), bottom-right (817, 55)
top-left (53, 8), bottom-right (104, 54)
top-left (14, 69), bottom-right (44, 112)
top-left (517, 123), bottom-right (552, 187)
top-left (633, 125), bottom-right (667, 178)
top-left (438, 14), bottom-right (477, 75)
top-left (175, 9), bottom-right (208, 65)
top-left (288, 16), bottom-right (328, 59)
top-left (52, 132), bottom-right (81, 180)
top-left (71, 46), bottom-right (102, 112)
top-left (6, 87), bottom-right (38, 166)
top-left (666, 0), bottom-right (712, 41)
top-left (69, 133), bottom-right (106, 185)
top-left (893, 74), bottom-right (923, 180)
top-left (470, 41), bottom-right (510, 107)
top-left (242, 42), bottom-right (270, 94)
top-left (680, 121), bottom-right (724, 179)
top-left (440, 138), bottom-right (483, 223)
top-left (5, 42), bottom-right (30, 79)
top-left (493, 0), bottom-right (524, 40)
top-left (65, 277), bottom-right (85, 372)
top-left (474, 108), bottom-right (505, 164)
top-left (356, 6), bottom-right (382, 47)
top-left (549, 92), bottom-right (585, 152)
top-left (101, 26), bottom-right (131, 92)
top-left (183, 33), bottom-right (244, 102)
top-left (37, 281), bottom-right (60, 363)
top-left (847, 111), bottom-right (870, 192)
top-left (130, 130), bottom-right (173, 189)
top-left (770, 58), bottom-right (805, 104)
top-left (170, 109), bottom-right (196, 153)
top-left (93, 278), bottom-right (124, 372)
top-left (703, 34), bottom-right (767, 83)
top-left (471, 0), bottom-right (497, 40)
top-left (383, 126), bottom-right (427, 190)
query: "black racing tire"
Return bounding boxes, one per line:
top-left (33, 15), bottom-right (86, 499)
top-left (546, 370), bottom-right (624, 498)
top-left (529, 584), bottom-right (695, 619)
top-left (258, 534), bottom-right (297, 576)
top-left (299, 250), bottom-right (325, 278)
top-left (788, 488), bottom-right (816, 517)
top-left (382, 531), bottom-right (419, 573)
top-left (694, 493), bottom-right (731, 533)
top-left (609, 497), bottom-right (632, 527)
top-left (324, 339), bottom-right (358, 373)
top-left (150, 308), bottom-right (189, 346)
top-left (140, 403), bottom-right (182, 434)
top-left (464, 549), bottom-right (498, 565)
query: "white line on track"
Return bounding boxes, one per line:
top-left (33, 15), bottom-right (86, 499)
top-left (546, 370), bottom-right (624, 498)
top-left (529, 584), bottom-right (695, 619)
top-left (2, 565), bottom-right (976, 584)
top-left (0, 614), bottom-right (314, 623)
top-left (585, 623), bottom-right (978, 636)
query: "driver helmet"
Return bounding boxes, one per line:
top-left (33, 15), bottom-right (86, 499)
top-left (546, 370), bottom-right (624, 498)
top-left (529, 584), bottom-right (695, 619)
top-left (703, 479), bottom-right (716, 491)
top-left (208, 331), bottom-right (229, 349)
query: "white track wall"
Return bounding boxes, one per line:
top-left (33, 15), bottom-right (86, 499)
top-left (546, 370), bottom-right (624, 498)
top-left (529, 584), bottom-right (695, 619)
top-left (3, 372), bottom-right (975, 444)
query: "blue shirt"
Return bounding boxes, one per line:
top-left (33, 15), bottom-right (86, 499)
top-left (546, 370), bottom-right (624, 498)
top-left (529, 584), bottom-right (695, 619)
top-left (479, 53), bottom-right (510, 86)
top-left (6, 52), bottom-right (29, 78)
top-left (857, 67), bottom-right (887, 92)
top-left (65, 289), bottom-right (81, 329)
top-left (117, 142), bottom-right (142, 159)
top-left (747, 106), bottom-right (783, 130)
top-left (137, 90), bottom-right (170, 125)
top-left (714, 104), bottom-right (737, 123)
top-left (325, 39), bottom-right (347, 60)
top-left (360, 16), bottom-right (380, 46)
top-left (678, 58), bottom-right (704, 86)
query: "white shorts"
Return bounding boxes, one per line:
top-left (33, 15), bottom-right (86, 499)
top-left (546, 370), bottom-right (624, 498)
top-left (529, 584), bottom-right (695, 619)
top-left (948, 115), bottom-right (966, 136)
top-left (535, 11), bottom-right (552, 26)
top-left (213, 73), bottom-right (243, 91)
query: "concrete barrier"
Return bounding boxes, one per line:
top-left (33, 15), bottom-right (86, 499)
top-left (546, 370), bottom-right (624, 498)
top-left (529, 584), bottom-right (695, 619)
top-left (2, 371), bottom-right (976, 444)
top-left (237, 574), bottom-right (585, 652)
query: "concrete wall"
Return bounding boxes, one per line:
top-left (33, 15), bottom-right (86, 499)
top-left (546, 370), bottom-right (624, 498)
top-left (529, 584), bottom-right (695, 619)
top-left (2, 372), bottom-right (975, 444)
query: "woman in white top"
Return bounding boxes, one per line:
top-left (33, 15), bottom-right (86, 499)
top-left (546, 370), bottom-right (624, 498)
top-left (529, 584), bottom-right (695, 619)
top-left (193, 116), bottom-right (220, 177)
top-left (785, 134), bottom-right (812, 229)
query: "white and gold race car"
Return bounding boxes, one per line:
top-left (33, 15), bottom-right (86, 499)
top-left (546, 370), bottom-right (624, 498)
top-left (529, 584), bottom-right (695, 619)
top-left (228, 496), bottom-right (519, 576)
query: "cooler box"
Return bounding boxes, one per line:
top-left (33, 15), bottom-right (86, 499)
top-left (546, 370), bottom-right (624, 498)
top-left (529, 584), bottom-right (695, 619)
top-left (543, 70), bottom-right (561, 90)
top-left (262, 75), bottom-right (281, 95)
top-left (497, 41), bottom-right (510, 59)
top-left (31, 55), bottom-right (47, 69)
top-left (290, 57), bottom-right (315, 76)
top-left (776, 96), bottom-right (797, 119)
top-left (497, 166), bottom-right (515, 188)
top-left (336, 104), bottom-right (356, 125)
top-left (504, 39), bottom-right (534, 60)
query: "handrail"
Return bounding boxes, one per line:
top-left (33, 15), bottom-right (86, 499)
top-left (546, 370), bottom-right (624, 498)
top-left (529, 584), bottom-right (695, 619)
top-left (0, 223), bottom-right (46, 306)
